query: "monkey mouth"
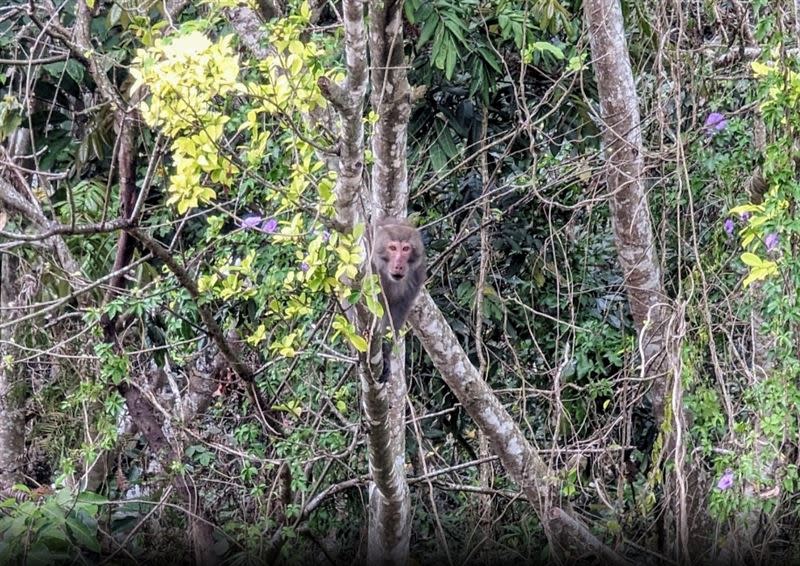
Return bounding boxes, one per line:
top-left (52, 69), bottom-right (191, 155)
top-left (390, 273), bottom-right (404, 281)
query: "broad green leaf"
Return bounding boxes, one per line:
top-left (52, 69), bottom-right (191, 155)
top-left (417, 17), bottom-right (439, 49)
top-left (66, 516), bottom-right (100, 552)
top-left (442, 17), bottom-right (467, 46)
top-left (350, 334), bottom-right (368, 352)
top-left (531, 41), bottom-right (564, 59)
top-left (445, 37), bottom-right (457, 79)
top-left (740, 252), bottom-right (764, 267)
top-left (751, 61), bottom-right (772, 76)
top-left (743, 261), bottom-right (777, 287)
top-left (730, 204), bottom-right (763, 215)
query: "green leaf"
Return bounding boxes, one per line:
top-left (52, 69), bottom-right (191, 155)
top-left (433, 33), bottom-right (448, 70)
top-left (740, 252), bottom-right (764, 267)
top-left (445, 38), bottom-right (457, 79)
top-left (442, 16), bottom-right (467, 46)
top-left (743, 262), bottom-right (777, 287)
top-left (530, 41), bottom-right (564, 60)
top-left (477, 46), bottom-right (503, 74)
top-left (430, 145), bottom-right (447, 173)
top-left (66, 516), bottom-right (100, 552)
top-left (438, 126), bottom-right (459, 159)
top-left (498, 13), bottom-right (509, 30)
top-left (350, 334), bottom-right (368, 352)
top-left (77, 490), bottom-right (107, 507)
top-left (108, 2), bottom-right (122, 27)
top-left (417, 17), bottom-right (439, 49)
top-left (730, 203), bottom-right (763, 215)
top-left (41, 499), bottom-right (67, 525)
top-left (0, 96), bottom-right (22, 143)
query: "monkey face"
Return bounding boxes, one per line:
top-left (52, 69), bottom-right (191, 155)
top-left (385, 240), bottom-right (414, 280)
top-left (371, 217), bottom-right (426, 294)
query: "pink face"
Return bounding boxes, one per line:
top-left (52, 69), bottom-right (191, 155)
top-left (386, 240), bottom-right (413, 280)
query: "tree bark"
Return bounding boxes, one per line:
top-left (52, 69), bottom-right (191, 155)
top-left (0, 251), bottom-right (24, 491)
top-left (369, 0), bottom-right (411, 220)
top-left (362, 0), bottom-right (413, 559)
top-left (585, 0), bottom-right (671, 423)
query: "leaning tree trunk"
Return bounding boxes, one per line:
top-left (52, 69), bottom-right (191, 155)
top-left (323, 0), bottom-right (641, 560)
top-left (585, 0), bottom-right (671, 424)
top-left (409, 295), bottom-right (630, 565)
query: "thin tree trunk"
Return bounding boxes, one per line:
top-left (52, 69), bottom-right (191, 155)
top-left (0, 251), bottom-right (24, 491)
top-left (0, 128), bottom-right (34, 492)
top-left (363, 0), bottom-right (412, 559)
top-left (369, 0), bottom-right (411, 220)
top-left (585, 0), bottom-right (671, 423)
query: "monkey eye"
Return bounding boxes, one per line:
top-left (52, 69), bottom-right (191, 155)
top-left (388, 244), bottom-right (397, 251)
top-left (402, 244), bottom-right (411, 252)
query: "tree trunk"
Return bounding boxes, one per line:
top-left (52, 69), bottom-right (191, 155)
top-left (0, 127), bottom-right (34, 493)
top-left (363, 0), bottom-right (413, 559)
top-left (0, 251), bottom-right (24, 491)
top-left (585, 0), bottom-right (671, 424)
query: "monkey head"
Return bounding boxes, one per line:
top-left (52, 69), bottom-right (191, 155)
top-left (371, 217), bottom-right (426, 331)
top-left (373, 219), bottom-right (424, 284)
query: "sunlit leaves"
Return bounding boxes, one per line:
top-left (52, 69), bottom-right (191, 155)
top-left (246, 324), bottom-right (268, 346)
top-left (522, 41), bottom-right (564, 63)
top-left (332, 315), bottom-right (368, 352)
top-left (272, 399), bottom-right (303, 418)
top-left (751, 61), bottom-right (772, 77)
top-left (362, 275), bottom-right (385, 319)
top-left (131, 32), bottom-right (242, 212)
top-left (131, 33), bottom-right (242, 135)
top-left (197, 250), bottom-right (259, 301)
top-left (253, 14), bottom-right (331, 116)
top-left (740, 253), bottom-right (778, 287)
top-left (567, 52), bottom-right (587, 72)
top-left (725, 60), bottom-right (800, 287)
top-left (128, 4), bottom-right (380, 392)
top-left (270, 331), bottom-right (299, 357)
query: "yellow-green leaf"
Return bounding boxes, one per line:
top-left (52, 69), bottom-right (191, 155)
top-left (730, 204), bottom-right (763, 215)
top-left (741, 252), bottom-right (764, 267)
top-left (350, 335), bottom-right (368, 352)
top-left (743, 262), bottom-right (778, 287)
top-left (751, 61), bottom-right (772, 77)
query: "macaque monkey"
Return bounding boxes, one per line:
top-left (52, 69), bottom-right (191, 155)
top-left (371, 217), bottom-right (426, 381)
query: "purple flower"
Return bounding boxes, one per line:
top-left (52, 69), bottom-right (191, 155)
top-left (724, 218), bottom-right (735, 236)
top-left (240, 214), bottom-right (263, 230)
top-left (717, 469), bottom-right (734, 490)
top-left (704, 112), bottom-right (727, 135)
top-left (260, 218), bottom-right (278, 234)
top-left (321, 230), bottom-right (331, 243)
top-left (300, 262), bottom-right (310, 272)
top-left (765, 233), bottom-right (779, 251)
top-left (239, 214), bottom-right (278, 235)
top-left (740, 212), bottom-right (751, 222)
